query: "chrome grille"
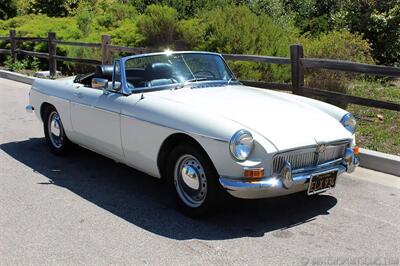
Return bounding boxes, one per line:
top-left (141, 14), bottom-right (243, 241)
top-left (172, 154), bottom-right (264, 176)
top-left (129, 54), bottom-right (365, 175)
top-left (272, 142), bottom-right (349, 173)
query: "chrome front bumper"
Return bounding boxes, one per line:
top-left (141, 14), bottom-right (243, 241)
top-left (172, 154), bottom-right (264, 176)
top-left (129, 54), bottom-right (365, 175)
top-left (219, 156), bottom-right (359, 199)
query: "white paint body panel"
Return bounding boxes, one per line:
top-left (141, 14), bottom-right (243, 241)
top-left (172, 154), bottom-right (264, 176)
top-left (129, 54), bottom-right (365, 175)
top-left (70, 86), bottom-right (124, 159)
top-left (29, 78), bottom-right (354, 179)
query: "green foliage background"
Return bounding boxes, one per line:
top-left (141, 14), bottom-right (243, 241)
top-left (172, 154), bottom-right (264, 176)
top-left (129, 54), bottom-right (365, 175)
top-left (0, 0), bottom-right (398, 78)
top-left (0, 0), bottom-right (399, 154)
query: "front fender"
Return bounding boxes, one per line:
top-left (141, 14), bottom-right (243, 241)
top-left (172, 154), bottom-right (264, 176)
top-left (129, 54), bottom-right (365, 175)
top-left (121, 93), bottom-right (277, 178)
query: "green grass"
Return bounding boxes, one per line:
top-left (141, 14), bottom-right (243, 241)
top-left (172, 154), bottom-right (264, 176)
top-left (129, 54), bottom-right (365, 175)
top-left (347, 80), bottom-right (400, 156)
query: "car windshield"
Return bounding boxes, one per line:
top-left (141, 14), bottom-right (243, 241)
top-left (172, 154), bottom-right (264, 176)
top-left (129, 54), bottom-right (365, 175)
top-left (124, 52), bottom-right (236, 91)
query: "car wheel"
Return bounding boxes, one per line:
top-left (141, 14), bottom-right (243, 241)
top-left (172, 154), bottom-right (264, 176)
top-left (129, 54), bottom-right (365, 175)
top-left (167, 144), bottom-right (220, 217)
top-left (43, 106), bottom-right (72, 155)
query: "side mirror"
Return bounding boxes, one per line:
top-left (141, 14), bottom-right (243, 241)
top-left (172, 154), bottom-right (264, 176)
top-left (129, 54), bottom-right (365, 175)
top-left (92, 78), bottom-right (108, 90)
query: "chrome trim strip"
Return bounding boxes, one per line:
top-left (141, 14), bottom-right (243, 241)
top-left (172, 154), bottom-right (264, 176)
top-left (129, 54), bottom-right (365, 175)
top-left (291, 158), bottom-right (342, 174)
top-left (122, 51), bottom-right (223, 62)
top-left (120, 113), bottom-right (229, 143)
top-left (33, 86), bottom-right (228, 143)
top-left (276, 139), bottom-right (351, 154)
top-left (70, 99), bottom-right (121, 116)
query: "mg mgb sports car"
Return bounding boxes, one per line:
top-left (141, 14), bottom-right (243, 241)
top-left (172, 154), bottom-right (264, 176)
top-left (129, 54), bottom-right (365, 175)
top-left (26, 51), bottom-right (359, 216)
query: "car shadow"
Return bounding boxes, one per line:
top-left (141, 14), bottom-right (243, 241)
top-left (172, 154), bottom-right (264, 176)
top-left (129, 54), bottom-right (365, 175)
top-left (1, 138), bottom-right (338, 240)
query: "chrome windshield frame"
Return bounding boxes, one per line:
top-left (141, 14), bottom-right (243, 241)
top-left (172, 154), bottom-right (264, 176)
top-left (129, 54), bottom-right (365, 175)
top-left (118, 51), bottom-right (237, 95)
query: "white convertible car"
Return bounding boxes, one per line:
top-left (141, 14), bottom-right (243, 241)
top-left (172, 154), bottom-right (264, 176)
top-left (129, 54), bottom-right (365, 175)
top-left (26, 51), bottom-right (359, 216)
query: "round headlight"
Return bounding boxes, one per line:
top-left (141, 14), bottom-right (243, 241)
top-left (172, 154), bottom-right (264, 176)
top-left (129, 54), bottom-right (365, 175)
top-left (340, 113), bottom-right (357, 134)
top-left (229, 129), bottom-right (254, 161)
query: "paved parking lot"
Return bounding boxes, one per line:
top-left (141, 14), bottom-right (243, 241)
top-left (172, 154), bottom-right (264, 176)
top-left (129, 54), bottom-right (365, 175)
top-left (1, 78), bottom-right (399, 265)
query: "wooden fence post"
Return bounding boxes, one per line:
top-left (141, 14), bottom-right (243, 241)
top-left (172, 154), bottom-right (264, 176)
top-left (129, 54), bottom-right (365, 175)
top-left (9, 30), bottom-right (17, 63)
top-left (101, 35), bottom-right (111, 64)
top-left (290, 44), bottom-right (304, 95)
top-left (48, 32), bottom-right (57, 77)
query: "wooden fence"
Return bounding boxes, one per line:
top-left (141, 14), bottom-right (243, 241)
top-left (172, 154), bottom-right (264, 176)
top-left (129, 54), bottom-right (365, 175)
top-left (1, 30), bottom-right (399, 111)
top-left (0, 30), bottom-right (151, 73)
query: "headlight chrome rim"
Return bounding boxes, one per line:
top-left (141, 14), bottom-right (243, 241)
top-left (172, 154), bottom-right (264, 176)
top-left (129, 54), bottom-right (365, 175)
top-left (340, 113), bottom-right (357, 134)
top-left (229, 129), bottom-right (254, 161)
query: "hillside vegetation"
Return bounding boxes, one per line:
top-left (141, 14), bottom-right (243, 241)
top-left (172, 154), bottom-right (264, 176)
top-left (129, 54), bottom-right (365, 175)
top-left (2, 0), bottom-right (399, 74)
top-left (0, 0), bottom-right (399, 154)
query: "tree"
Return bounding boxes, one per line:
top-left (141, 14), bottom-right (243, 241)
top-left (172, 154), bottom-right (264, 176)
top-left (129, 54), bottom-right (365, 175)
top-left (30, 0), bottom-right (69, 17)
top-left (283, 0), bottom-right (346, 35)
top-left (344, 0), bottom-right (400, 65)
top-left (0, 0), bottom-right (17, 19)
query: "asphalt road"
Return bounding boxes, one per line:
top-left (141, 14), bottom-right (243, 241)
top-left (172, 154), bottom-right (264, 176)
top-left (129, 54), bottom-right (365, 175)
top-left (1, 78), bottom-right (399, 265)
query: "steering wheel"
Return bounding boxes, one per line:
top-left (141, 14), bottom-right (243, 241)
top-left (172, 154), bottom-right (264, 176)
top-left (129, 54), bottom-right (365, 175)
top-left (192, 70), bottom-right (216, 79)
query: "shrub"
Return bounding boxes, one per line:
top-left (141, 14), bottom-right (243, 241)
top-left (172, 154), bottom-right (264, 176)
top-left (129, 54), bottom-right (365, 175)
top-left (301, 30), bottom-right (374, 108)
top-left (4, 56), bottom-right (29, 71)
top-left (76, 10), bottom-right (93, 36)
top-left (182, 4), bottom-right (297, 82)
top-left (199, 5), bottom-right (262, 54)
top-left (136, 4), bottom-right (178, 48)
top-left (302, 30), bottom-right (373, 63)
top-left (95, 2), bottom-right (137, 28)
top-left (108, 19), bottom-right (142, 47)
top-left (176, 18), bottom-right (206, 50)
top-left (0, 15), bottom-right (80, 69)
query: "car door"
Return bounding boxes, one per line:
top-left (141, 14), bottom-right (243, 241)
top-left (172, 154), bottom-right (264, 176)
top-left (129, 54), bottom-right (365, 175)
top-left (70, 61), bottom-right (124, 159)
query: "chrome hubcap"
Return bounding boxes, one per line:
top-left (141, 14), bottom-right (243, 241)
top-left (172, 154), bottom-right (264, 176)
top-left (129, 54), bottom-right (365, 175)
top-left (181, 165), bottom-right (200, 190)
top-left (48, 111), bottom-right (63, 148)
top-left (174, 154), bottom-right (207, 208)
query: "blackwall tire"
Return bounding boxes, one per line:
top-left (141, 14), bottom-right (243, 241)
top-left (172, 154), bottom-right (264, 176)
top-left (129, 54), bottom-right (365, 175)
top-left (166, 144), bottom-right (221, 217)
top-left (43, 106), bottom-right (72, 155)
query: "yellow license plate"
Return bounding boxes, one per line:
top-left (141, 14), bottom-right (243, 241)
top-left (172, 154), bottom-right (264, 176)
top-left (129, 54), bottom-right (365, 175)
top-left (307, 171), bottom-right (337, 195)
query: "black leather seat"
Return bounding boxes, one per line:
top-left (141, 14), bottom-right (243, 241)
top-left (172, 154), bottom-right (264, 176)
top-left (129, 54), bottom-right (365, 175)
top-left (95, 65), bottom-right (113, 80)
top-left (145, 63), bottom-right (176, 86)
top-left (145, 63), bottom-right (174, 79)
top-left (94, 63), bottom-right (176, 87)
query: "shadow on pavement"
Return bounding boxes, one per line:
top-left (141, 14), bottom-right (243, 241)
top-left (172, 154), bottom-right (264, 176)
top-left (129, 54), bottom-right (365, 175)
top-left (1, 138), bottom-right (337, 240)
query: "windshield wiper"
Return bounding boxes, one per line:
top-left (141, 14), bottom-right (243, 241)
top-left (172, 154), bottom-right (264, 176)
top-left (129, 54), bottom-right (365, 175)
top-left (184, 77), bottom-right (209, 83)
top-left (227, 77), bottom-right (240, 85)
top-left (172, 78), bottom-right (209, 90)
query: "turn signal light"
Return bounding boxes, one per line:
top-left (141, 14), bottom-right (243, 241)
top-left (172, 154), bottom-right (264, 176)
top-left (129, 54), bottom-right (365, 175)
top-left (353, 146), bottom-right (359, 155)
top-left (244, 168), bottom-right (264, 178)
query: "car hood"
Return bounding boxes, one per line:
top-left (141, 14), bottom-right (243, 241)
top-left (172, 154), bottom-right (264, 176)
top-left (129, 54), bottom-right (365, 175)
top-left (151, 84), bottom-right (351, 151)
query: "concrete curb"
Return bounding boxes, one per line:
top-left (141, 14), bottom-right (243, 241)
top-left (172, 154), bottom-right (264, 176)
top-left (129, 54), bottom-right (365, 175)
top-left (359, 148), bottom-right (400, 177)
top-left (0, 70), bottom-right (399, 176)
top-left (0, 70), bottom-right (35, 85)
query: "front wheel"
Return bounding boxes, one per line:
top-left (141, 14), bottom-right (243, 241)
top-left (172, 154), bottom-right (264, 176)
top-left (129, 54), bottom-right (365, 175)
top-left (167, 144), bottom-right (221, 217)
top-left (43, 106), bottom-right (72, 155)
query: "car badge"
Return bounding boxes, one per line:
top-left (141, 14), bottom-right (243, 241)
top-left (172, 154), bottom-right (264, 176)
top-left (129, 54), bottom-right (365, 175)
top-left (316, 144), bottom-right (326, 154)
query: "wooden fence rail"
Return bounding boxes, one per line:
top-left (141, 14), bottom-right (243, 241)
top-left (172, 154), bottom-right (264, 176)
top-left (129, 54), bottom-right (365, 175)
top-left (222, 54), bottom-right (291, 65)
top-left (301, 58), bottom-right (400, 77)
top-left (0, 30), bottom-right (399, 111)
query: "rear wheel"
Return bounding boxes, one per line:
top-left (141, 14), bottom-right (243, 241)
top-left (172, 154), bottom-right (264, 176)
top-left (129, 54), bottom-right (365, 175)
top-left (167, 144), bottom-right (220, 217)
top-left (43, 106), bottom-right (72, 155)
